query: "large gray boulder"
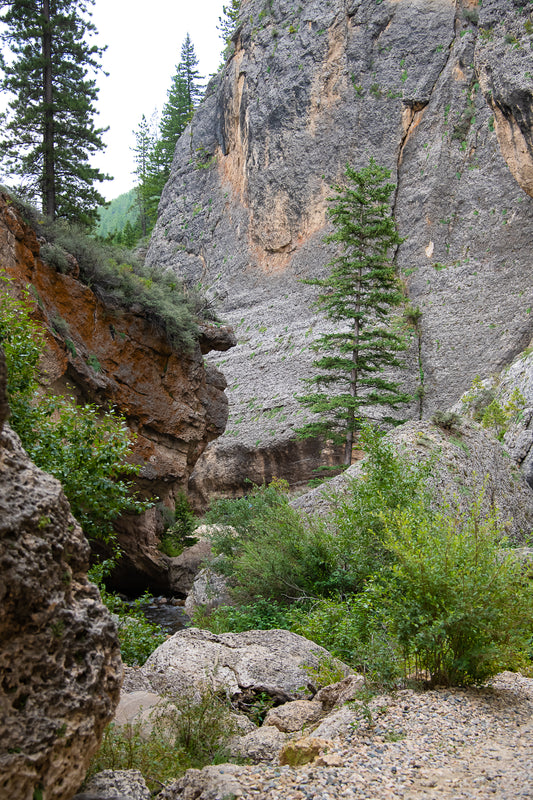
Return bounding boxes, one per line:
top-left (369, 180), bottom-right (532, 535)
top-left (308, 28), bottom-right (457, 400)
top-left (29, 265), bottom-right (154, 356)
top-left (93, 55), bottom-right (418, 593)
top-left (147, 0), bottom-right (533, 496)
top-left (138, 627), bottom-right (351, 700)
top-left (0, 347), bottom-right (122, 800)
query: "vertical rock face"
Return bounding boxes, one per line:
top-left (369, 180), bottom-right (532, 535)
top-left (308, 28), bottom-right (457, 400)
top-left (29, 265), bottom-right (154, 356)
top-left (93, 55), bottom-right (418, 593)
top-left (0, 348), bottom-right (122, 800)
top-left (0, 191), bottom-right (235, 583)
top-left (147, 0), bottom-right (533, 494)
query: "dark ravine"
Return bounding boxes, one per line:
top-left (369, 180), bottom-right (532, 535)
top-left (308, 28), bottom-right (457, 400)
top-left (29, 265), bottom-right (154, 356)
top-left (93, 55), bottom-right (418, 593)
top-left (147, 0), bottom-right (533, 496)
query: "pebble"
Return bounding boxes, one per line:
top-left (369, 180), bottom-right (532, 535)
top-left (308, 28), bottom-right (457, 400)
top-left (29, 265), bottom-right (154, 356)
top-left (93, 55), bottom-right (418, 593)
top-left (174, 672), bottom-right (533, 800)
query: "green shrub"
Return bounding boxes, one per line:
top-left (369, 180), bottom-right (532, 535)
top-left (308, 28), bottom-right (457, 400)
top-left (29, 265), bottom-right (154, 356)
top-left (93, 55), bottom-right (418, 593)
top-left (206, 483), bottom-right (336, 603)
top-left (325, 426), bottom-right (432, 595)
top-left (27, 396), bottom-right (149, 544)
top-left (40, 242), bottom-right (70, 273)
top-left (431, 410), bottom-right (462, 431)
top-left (193, 598), bottom-right (294, 633)
top-left (383, 494), bottom-right (533, 685)
top-left (158, 491), bottom-right (198, 557)
top-left (289, 590), bottom-right (403, 691)
top-left (88, 687), bottom-right (237, 792)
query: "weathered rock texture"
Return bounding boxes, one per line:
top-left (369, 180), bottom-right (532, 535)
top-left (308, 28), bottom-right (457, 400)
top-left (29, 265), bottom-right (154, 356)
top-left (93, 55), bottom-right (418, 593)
top-left (0, 361), bottom-right (122, 799)
top-left (292, 418), bottom-right (533, 542)
top-left (130, 627), bottom-right (351, 700)
top-left (455, 343), bottom-right (533, 488)
top-left (0, 192), bottom-right (234, 590)
top-left (147, 0), bottom-right (533, 495)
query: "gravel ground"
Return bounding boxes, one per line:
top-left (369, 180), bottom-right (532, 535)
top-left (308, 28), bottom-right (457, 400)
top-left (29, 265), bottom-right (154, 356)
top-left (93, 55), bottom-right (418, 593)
top-left (162, 671), bottom-right (533, 799)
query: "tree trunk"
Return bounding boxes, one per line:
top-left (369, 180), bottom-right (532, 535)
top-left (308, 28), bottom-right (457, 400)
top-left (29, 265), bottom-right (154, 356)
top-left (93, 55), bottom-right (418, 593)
top-left (42, 0), bottom-right (55, 218)
top-left (344, 270), bottom-right (361, 466)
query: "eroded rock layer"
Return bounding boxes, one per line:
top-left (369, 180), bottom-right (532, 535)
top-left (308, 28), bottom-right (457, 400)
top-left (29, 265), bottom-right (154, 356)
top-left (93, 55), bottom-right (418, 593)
top-left (0, 192), bottom-right (234, 588)
top-left (147, 0), bottom-right (533, 494)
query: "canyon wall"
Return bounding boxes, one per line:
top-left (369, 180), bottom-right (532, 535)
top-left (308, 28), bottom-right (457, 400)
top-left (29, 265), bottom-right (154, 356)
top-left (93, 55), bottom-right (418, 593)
top-left (0, 192), bottom-right (234, 589)
top-left (147, 0), bottom-right (533, 495)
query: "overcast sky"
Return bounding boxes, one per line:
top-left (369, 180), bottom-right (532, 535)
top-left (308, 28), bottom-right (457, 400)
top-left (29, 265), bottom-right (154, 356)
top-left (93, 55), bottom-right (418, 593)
top-left (91, 0), bottom-right (227, 200)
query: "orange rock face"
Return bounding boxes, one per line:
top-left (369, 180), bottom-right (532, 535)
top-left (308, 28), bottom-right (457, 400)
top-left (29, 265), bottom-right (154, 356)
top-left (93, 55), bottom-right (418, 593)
top-left (0, 192), bottom-right (234, 591)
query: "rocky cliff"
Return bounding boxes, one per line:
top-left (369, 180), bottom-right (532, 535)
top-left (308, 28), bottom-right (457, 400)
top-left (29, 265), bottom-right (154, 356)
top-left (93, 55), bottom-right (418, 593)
top-left (0, 192), bottom-right (234, 590)
top-left (0, 346), bottom-right (122, 800)
top-left (147, 0), bottom-right (533, 496)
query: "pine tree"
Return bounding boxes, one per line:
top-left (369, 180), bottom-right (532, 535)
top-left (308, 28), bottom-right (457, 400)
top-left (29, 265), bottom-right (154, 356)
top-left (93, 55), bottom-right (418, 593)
top-left (218, 0), bottom-right (241, 62)
top-left (297, 159), bottom-right (410, 466)
top-left (132, 35), bottom-right (203, 237)
top-left (132, 112), bottom-right (158, 236)
top-left (0, 0), bottom-right (109, 225)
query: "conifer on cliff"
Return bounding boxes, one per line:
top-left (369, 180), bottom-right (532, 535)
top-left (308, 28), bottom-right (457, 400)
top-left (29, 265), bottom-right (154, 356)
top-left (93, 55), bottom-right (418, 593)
top-left (297, 159), bottom-right (410, 465)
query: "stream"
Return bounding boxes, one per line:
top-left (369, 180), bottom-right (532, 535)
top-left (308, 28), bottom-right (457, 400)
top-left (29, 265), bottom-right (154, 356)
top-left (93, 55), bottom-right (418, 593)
top-left (137, 597), bottom-right (190, 634)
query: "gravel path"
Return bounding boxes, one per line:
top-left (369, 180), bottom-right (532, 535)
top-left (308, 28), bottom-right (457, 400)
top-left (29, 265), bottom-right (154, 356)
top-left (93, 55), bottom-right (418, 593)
top-left (162, 672), bottom-right (533, 799)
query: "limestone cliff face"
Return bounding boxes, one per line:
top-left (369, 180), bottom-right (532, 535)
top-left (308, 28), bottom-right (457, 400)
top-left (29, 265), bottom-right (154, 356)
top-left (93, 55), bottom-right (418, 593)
top-left (0, 192), bottom-right (234, 589)
top-left (147, 0), bottom-right (533, 495)
top-left (0, 348), bottom-right (122, 800)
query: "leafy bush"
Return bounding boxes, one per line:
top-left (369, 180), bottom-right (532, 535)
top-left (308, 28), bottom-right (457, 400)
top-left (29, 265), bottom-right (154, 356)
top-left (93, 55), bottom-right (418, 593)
top-left (431, 410), bottom-right (462, 431)
top-left (324, 426), bottom-right (431, 595)
top-left (193, 598), bottom-right (294, 633)
top-left (206, 483), bottom-right (336, 603)
top-left (88, 687), bottom-right (238, 792)
top-left (158, 491), bottom-right (198, 557)
top-left (203, 428), bottom-right (532, 688)
top-left (289, 590), bottom-right (403, 691)
top-left (383, 494), bottom-right (533, 685)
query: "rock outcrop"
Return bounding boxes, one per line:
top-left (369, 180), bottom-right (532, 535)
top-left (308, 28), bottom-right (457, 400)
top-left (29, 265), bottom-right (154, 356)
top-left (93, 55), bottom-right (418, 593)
top-left (147, 0), bottom-right (533, 495)
top-left (455, 344), bottom-right (533, 488)
top-left (292, 417), bottom-right (533, 542)
top-left (0, 348), bottom-right (122, 800)
top-left (0, 191), bottom-right (234, 590)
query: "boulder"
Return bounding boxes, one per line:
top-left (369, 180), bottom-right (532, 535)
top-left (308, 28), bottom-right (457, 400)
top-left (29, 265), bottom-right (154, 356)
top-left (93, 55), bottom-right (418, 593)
top-left (278, 737), bottom-right (333, 767)
top-left (167, 539), bottom-right (213, 596)
top-left (158, 764), bottom-right (253, 800)
top-left (184, 565), bottom-right (231, 617)
top-left (140, 627), bottom-right (351, 700)
top-left (311, 706), bottom-right (360, 741)
top-left (229, 726), bottom-right (289, 764)
top-left (263, 700), bottom-right (324, 733)
top-left (0, 416), bottom-right (122, 797)
top-left (314, 675), bottom-right (366, 712)
top-left (113, 691), bottom-right (164, 735)
top-left (80, 770), bottom-right (150, 800)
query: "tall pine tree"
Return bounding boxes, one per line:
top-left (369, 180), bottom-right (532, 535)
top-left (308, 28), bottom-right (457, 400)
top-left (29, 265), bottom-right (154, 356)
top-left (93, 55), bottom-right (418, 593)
top-left (132, 34), bottom-right (203, 237)
top-left (297, 159), bottom-right (410, 466)
top-left (0, 0), bottom-right (109, 225)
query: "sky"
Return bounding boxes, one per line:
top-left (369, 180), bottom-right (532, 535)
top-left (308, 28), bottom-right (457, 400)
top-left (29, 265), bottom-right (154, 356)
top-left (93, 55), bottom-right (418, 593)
top-left (90, 0), bottom-right (227, 200)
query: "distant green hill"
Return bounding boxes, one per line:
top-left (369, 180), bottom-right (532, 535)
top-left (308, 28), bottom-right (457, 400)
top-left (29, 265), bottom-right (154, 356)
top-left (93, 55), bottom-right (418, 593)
top-left (97, 189), bottom-right (139, 238)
